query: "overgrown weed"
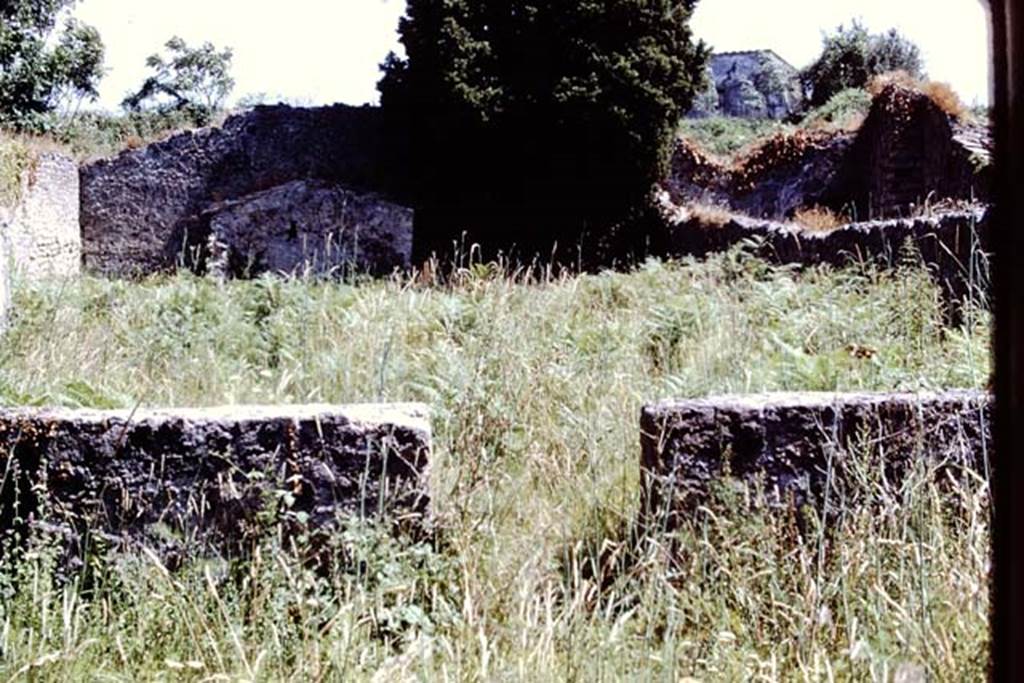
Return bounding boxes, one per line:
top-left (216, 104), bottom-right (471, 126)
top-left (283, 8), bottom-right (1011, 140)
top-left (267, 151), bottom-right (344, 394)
top-left (0, 249), bottom-right (992, 679)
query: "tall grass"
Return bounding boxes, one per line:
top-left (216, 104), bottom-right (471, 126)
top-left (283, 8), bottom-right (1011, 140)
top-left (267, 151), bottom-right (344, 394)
top-left (0, 135), bottom-right (32, 208)
top-left (0, 249), bottom-right (992, 679)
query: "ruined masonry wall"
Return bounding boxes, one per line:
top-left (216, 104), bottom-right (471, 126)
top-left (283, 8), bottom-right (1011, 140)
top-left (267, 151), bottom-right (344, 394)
top-left (0, 151), bottom-right (80, 280)
top-left (0, 402), bottom-right (432, 566)
top-left (641, 390), bottom-right (992, 525)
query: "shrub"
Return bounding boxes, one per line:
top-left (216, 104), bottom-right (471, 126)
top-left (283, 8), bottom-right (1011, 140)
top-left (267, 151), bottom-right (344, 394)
top-left (0, 0), bottom-right (105, 131)
top-left (50, 109), bottom-right (210, 159)
top-left (867, 71), bottom-right (969, 120)
top-left (379, 0), bottom-right (710, 264)
top-left (0, 135), bottom-right (31, 206)
top-left (677, 116), bottom-right (790, 159)
top-left (803, 21), bottom-right (923, 108)
top-left (799, 87), bottom-right (872, 131)
top-left (731, 129), bottom-right (836, 190)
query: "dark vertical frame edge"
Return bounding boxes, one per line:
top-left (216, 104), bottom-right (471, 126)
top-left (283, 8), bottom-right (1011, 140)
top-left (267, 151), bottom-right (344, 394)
top-left (992, 0), bottom-right (1022, 679)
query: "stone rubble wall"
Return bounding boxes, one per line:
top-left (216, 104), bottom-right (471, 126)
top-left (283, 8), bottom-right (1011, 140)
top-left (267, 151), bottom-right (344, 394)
top-left (831, 85), bottom-right (993, 219)
top-left (0, 403), bottom-right (431, 568)
top-left (80, 104), bottom-right (408, 278)
top-left (0, 151), bottom-right (80, 281)
top-left (666, 132), bottom-right (856, 219)
top-left (671, 85), bottom-right (992, 221)
top-left (664, 207), bottom-right (990, 314)
top-left (641, 390), bottom-right (991, 525)
top-left (204, 179), bottom-right (414, 278)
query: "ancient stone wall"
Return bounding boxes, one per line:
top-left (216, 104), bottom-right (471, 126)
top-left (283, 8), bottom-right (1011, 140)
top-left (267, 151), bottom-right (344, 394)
top-left (687, 51), bottom-right (805, 120)
top-left (666, 132), bottom-right (856, 219)
top-left (0, 151), bottom-right (80, 281)
top-left (80, 104), bottom-right (409, 278)
top-left (663, 207), bottom-right (990, 317)
top-left (671, 85), bottom-right (992, 221)
top-left (830, 85), bottom-right (993, 218)
top-left (205, 179), bottom-right (414, 278)
top-left (641, 390), bottom-right (991, 525)
top-left (0, 403), bottom-right (431, 567)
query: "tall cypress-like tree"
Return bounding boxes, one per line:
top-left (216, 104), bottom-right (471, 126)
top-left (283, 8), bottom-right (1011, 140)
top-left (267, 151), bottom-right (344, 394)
top-left (379, 0), bottom-right (709, 265)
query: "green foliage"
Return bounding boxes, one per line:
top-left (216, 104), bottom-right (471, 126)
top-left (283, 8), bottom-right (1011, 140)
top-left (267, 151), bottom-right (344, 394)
top-left (0, 252), bottom-right (992, 679)
top-left (49, 108), bottom-right (206, 159)
top-left (679, 88), bottom-right (877, 160)
top-left (122, 35), bottom-right (234, 126)
top-left (0, 0), bottom-right (105, 131)
top-left (379, 0), bottom-right (710, 262)
top-left (803, 21), bottom-right (923, 107)
top-left (677, 116), bottom-right (789, 158)
top-left (799, 87), bottom-right (872, 129)
top-left (0, 134), bottom-right (31, 206)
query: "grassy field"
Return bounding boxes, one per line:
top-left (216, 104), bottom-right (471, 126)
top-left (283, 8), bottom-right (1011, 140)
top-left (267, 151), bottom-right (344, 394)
top-left (0, 249), bottom-right (992, 680)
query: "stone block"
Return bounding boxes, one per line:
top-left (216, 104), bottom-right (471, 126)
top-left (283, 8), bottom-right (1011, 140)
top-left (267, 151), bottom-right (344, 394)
top-left (0, 403), bottom-right (431, 568)
top-left (664, 207), bottom-right (991, 321)
top-left (640, 391), bottom-right (991, 524)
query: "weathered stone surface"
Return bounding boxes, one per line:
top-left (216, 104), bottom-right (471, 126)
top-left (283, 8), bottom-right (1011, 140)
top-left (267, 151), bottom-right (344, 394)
top-left (0, 151), bottom-right (80, 280)
top-left (673, 85), bottom-right (992, 221)
top-left (666, 132), bottom-right (855, 219)
top-left (640, 391), bottom-right (991, 524)
top-left (687, 50), bottom-right (805, 120)
top-left (80, 104), bottom-right (401, 278)
top-left (663, 206), bottom-right (991, 316)
top-left (829, 84), bottom-right (993, 219)
top-left (204, 179), bottom-right (413, 278)
top-left (0, 403), bottom-right (431, 568)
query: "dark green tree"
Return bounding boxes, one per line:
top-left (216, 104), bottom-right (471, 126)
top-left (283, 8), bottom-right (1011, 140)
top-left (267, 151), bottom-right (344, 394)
top-left (379, 0), bottom-right (710, 264)
top-left (802, 21), bottom-right (924, 107)
top-left (122, 36), bottom-right (234, 125)
top-left (0, 0), bottom-right (105, 130)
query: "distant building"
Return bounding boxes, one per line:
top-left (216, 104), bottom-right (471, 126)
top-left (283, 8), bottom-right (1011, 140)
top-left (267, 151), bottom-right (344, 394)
top-left (687, 50), bottom-right (805, 120)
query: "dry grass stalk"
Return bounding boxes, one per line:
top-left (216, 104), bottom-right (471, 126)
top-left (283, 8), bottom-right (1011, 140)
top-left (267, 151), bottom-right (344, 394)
top-left (868, 71), bottom-right (969, 120)
top-left (793, 205), bottom-right (847, 232)
top-left (685, 201), bottom-right (734, 227)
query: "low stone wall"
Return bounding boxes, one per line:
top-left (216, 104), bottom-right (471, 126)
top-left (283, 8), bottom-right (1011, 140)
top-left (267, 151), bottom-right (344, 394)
top-left (0, 403), bottom-right (431, 568)
top-left (665, 207), bottom-right (990, 316)
top-left (640, 390), bottom-right (991, 525)
top-left (0, 151), bottom-right (80, 281)
top-left (80, 104), bottom-right (408, 278)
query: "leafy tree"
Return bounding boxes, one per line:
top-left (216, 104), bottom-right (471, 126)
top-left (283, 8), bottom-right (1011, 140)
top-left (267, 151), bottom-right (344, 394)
top-left (802, 21), bottom-right (923, 107)
top-left (379, 0), bottom-right (710, 264)
top-left (0, 0), bottom-right (105, 130)
top-left (122, 36), bottom-right (234, 125)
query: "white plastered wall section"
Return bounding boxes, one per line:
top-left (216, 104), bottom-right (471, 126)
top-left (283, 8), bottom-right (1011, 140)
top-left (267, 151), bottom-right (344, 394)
top-left (0, 151), bottom-right (80, 283)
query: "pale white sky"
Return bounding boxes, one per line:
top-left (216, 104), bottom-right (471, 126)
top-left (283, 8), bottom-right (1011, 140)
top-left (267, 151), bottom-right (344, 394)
top-left (73, 0), bottom-right (992, 111)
